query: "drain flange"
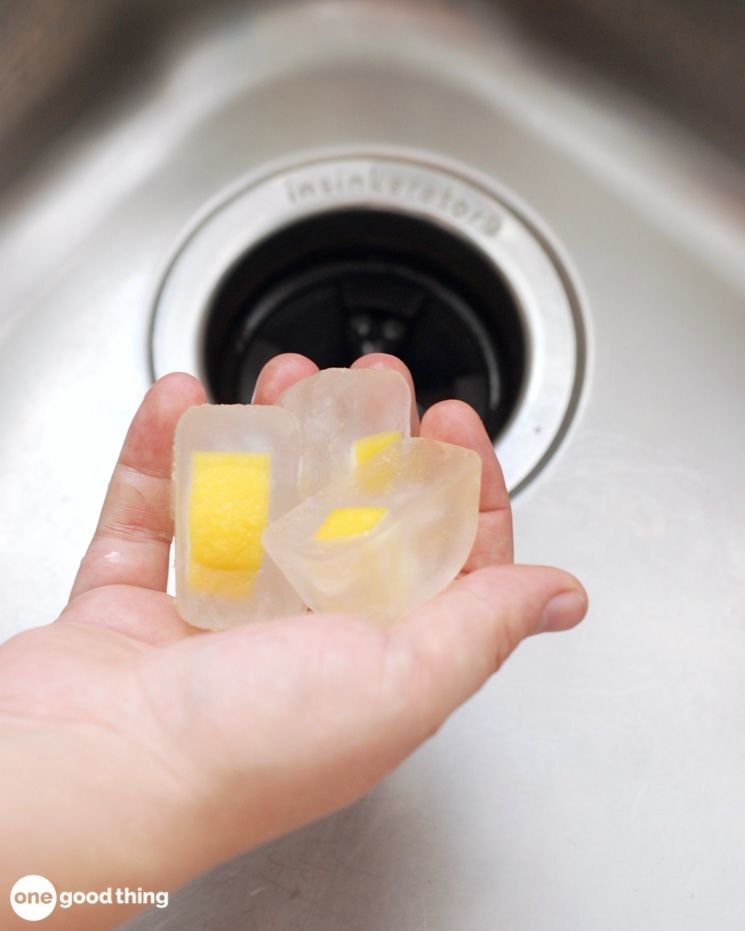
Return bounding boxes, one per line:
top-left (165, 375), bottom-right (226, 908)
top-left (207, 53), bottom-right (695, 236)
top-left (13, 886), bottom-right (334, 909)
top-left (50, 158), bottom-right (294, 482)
top-left (151, 151), bottom-right (585, 492)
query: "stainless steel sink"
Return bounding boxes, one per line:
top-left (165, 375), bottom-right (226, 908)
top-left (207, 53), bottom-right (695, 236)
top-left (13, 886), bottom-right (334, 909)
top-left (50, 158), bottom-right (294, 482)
top-left (2, 1), bottom-right (745, 928)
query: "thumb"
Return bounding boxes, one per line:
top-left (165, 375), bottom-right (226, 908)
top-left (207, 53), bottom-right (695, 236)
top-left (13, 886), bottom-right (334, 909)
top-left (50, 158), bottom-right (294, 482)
top-left (389, 564), bottom-right (588, 737)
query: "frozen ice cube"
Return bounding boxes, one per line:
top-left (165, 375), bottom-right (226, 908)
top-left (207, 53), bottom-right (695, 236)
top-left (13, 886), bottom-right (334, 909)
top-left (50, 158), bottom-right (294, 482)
top-left (173, 404), bottom-right (303, 629)
top-left (262, 437), bottom-right (481, 625)
top-left (277, 367), bottom-right (412, 497)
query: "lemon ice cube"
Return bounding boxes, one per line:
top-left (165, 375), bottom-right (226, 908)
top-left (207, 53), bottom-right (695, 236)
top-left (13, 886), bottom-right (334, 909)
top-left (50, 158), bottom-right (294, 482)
top-left (277, 368), bottom-right (411, 496)
top-left (174, 404), bottom-right (303, 629)
top-left (262, 438), bottom-right (481, 625)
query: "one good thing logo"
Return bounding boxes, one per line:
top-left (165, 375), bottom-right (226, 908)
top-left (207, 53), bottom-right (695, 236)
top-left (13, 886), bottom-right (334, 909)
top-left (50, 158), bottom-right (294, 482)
top-left (9, 876), bottom-right (57, 921)
top-left (9, 875), bottom-right (168, 921)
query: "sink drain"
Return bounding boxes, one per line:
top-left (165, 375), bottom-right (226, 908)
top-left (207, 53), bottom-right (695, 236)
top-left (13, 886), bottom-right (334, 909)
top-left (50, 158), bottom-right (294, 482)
top-left (151, 150), bottom-right (585, 492)
top-left (204, 209), bottom-right (526, 441)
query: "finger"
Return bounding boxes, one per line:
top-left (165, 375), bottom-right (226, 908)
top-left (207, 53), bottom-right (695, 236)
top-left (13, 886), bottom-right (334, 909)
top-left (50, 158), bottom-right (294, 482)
top-left (351, 353), bottom-right (420, 434)
top-left (252, 353), bottom-right (319, 405)
top-left (391, 564), bottom-right (587, 736)
top-left (421, 399), bottom-right (513, 566)
top-left (69, 373), bottom-right (206, 601)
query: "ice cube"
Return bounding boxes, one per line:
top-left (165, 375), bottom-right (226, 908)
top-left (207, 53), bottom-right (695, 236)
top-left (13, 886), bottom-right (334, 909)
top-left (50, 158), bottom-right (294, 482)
top-left (262, 438), bottom-right (481, 625)
top-left (277, 368), bottom-right (412, 497)
top-left (173, 404), bottom-right (303, 629)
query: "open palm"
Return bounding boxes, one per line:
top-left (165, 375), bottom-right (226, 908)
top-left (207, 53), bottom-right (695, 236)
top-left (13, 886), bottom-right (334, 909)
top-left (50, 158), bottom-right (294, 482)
top-left (0, 354), bottom-right (586, 929)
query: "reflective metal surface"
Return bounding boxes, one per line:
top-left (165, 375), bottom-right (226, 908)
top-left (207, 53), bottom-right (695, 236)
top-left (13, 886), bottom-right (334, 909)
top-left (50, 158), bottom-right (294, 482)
top-left (1, 1), bottom-right (744, 929)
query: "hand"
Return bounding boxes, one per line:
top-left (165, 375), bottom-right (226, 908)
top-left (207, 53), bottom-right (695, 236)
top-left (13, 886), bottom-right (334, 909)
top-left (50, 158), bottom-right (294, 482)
top-left (0, 354), bottom-right (586, 929)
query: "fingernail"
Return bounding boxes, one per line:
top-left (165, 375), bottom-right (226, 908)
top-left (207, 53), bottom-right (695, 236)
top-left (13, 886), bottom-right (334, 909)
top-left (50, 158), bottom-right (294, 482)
top-left (540, 590), bottom-right (587, 632)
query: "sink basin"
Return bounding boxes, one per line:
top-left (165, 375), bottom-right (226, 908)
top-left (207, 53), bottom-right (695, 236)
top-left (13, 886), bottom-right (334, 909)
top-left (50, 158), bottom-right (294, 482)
top-left (1, 1), bottom-right (744, 928)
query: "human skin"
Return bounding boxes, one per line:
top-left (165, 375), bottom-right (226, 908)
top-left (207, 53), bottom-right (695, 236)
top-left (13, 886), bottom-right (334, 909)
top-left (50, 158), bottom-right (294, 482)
top-left (0, 353), bottom-right (587, 929)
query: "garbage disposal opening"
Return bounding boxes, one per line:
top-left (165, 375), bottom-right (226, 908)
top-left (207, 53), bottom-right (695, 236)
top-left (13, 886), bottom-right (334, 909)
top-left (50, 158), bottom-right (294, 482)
top-left (203, 208), bottom-right (526, 440)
